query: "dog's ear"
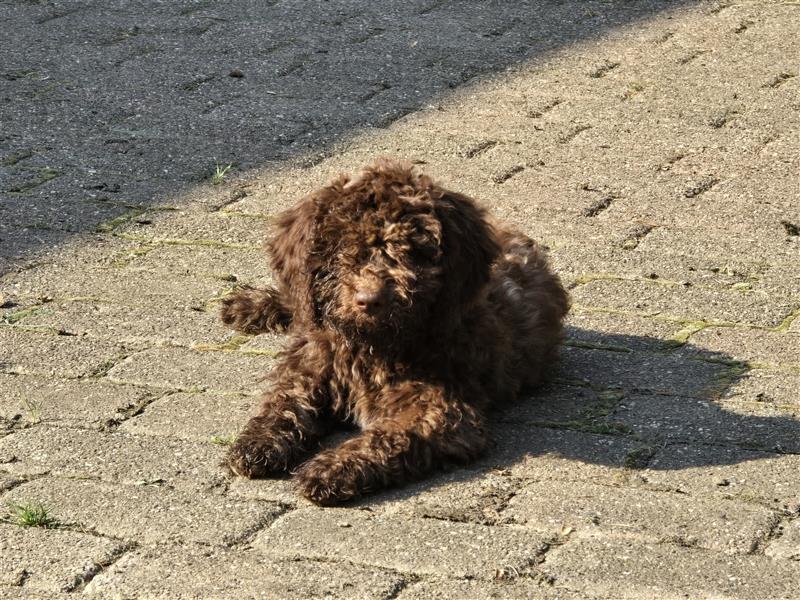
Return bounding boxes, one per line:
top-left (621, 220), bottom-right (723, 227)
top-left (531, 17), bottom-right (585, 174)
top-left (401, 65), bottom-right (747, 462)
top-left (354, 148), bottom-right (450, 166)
top-left (433, 188), bottom-right (500, 311)
top-left (268, 195), bottom-right (317, 324)
top-left (268, 177), bottom-right (348, 325)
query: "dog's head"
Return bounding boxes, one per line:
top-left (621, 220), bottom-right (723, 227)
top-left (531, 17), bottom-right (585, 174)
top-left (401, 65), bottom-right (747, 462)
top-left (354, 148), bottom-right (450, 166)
top-left (269, 158), bottom-right (499, 346)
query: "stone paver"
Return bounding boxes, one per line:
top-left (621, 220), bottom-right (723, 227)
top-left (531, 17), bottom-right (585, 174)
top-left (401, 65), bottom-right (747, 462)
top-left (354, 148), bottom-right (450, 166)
top-left (397, 578), bottom-right (594, 599)
top-left (0, 427), bottom-right (225, 489)
top-left (766, 518), bottom-right (800, 561)
top-left (106, 346), bottom-right (271, 393)
top-left (1, 0), bottom-right (798, 598)
top-left (85, 545), bottom-right (407, 600)
top-left (503, 480), bottom-right (777, 554)
top-left (540, 533), bottom-right (800, 599)
top-left (3, 478), bottom-right (280, 546)
top-left (639, 443), bottom-right (800, 509)
top-left (118, 390), bottom-right (254, 442)
top-left (0, 374), bottom-right (152, 429)
top-left (0, 524), bottom-right (128, 594)
top-left (615, 392), bottom-right (800, 453)
top-left (254, 508), bottom-right (552, 579)
top-left (0, 328), bottom-right (135, 379)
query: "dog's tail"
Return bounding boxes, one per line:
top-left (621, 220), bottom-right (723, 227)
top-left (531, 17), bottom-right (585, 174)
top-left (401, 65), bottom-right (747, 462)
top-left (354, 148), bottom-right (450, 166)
top-left (220, 286), bottom-right (293, 334)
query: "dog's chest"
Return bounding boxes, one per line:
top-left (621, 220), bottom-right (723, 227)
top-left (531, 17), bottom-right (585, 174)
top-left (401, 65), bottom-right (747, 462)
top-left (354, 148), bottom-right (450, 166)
top-left (330, 347), bottom-right (411, 424)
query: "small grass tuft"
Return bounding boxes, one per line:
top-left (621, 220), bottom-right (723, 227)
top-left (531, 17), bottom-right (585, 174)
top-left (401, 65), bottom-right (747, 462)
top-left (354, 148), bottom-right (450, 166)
top-left (7, 501), bottom-right (58, 528)
top-left (1, 305), bottom-right (43, 325)
top-left (210, 433), bottom-right (237, 446)
top-left (22, 398), bottom-right (43, 423)
top-left (211, 163), bottom-right (233, 185)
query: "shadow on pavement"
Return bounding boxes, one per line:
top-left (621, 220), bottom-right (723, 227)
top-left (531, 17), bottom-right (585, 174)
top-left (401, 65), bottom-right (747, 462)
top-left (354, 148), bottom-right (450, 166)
top-left (304, 328), bottom-right (799, 505)
top-left (1, 0), bottom-right (698, 273)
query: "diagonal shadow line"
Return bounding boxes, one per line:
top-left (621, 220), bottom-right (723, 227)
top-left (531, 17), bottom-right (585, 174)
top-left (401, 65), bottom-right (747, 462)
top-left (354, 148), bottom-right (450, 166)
top-left (344, 329), bottom-right (799, 506)
top-left (0, 0), bottom-right (702, 273)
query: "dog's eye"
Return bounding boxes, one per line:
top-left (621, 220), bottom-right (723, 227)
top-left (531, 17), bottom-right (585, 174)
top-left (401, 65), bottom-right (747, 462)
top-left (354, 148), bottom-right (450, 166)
top-left (410, 243), bottom-right (438, 264)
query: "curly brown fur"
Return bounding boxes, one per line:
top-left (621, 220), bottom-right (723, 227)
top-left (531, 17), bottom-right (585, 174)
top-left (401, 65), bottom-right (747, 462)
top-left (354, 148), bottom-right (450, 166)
top-left (220, 286), bottom-right (292, 334)
top-left (222, 158), bottom-right (569, 505)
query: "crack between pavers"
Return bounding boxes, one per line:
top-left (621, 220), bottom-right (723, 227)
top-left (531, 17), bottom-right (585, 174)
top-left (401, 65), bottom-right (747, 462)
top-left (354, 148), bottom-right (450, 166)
top-left (570, 302), bottom-right (799, 335)
top-left (99, 389), bottom-right (176, 432)
top-left (582, 194), bottom-right (616, 218)
top-left (494, 531), bottom-right (571, 584)
top-left (381, 573), bottom-right (421, 600)
top-left (226, 503), bottom-right (297, 549)
top-left (63, 540), bottom-right (138, 593)
top-left (655, 435), bottom-right (800, 458)
top-left (461, 140), bottom-right (498, 159)
top-left (113, 232), bottom-right (261, 251)
top-left (0, 471), bottom-right (50, 494)
top-left (274, 553), bottom-right (426, 583)
top-left (491, 165), bottom-right (525, 184)
top-left (748, 510), bottom-right (789, 555)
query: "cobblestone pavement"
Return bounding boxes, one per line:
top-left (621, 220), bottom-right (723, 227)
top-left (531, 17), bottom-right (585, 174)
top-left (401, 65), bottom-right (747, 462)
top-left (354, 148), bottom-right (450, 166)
top-left (1, 0), bottom-right (799, 598)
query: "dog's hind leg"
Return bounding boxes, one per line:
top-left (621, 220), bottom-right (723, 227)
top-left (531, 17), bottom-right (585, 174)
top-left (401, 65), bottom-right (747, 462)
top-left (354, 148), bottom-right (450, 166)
top-left (293, 384), bottom-right (488, 505)
top-left (220, 286), bottom-right (292, 334)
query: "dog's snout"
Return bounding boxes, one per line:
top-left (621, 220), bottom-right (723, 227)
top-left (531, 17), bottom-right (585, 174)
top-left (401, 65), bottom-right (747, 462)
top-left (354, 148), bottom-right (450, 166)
top-left (354, 288), bottom-right (385, 312)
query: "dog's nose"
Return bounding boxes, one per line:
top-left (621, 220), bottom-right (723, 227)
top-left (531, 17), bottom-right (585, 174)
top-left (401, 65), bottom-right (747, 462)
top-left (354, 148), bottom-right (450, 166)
top-left (354, 288), bottom-right (384, 312)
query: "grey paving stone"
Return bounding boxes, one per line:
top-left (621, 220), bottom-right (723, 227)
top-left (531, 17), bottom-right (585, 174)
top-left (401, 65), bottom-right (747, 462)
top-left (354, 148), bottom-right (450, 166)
top-left (765, 517), bottom-right (800, 561)
top-left (614, 392), bottom-right (800, 453)
top-left (372, 468), bottom-right (518, 525)
top-left (3, 478), bottom-right (279, 545)
top-left (85, 545), bottom-right (407, 600)
top-left (1, 0), bottom-right (799, 596)
top-left (120, 242), bottom-right (267, 283)
top-left (570, 278), bottom-right (796, 328)
top-left (487, 425), bottom-right (636, 483)
top-left (15, 299), bottom-right (235, 346)
top-left (4, 264), bottom-right (227, 309)
top-left (0, 328), bottom-right (134, 379)
top-left (0, 427), bottom-right (224, 490)
top-left (119, 390), bottom-right (253, 442)
top-left (0, 374), bottom-right (152, 429)
top-left (721, 368), bottom-right (800, 408)
top-left (238, 331), bottom-right (284, 355)
top-left (540, 533), bottom-right (800, 600)
top-left (631, 226), bottom-right (798, 272)
top-left (225, 477), bottom-right (300, 507)
top-left (0, 524), bottom-right (127, 593)
top-left (0, 590), bottom-right (72, 600)
top-left (641, 443), bottom-right (800, 510)
top-left (504, 480), bottom-right (776, 554)
top-left (397, 578), bottom-right (593, 600)
top-left (254, 508), bottom-right (551, 579)
top-left (556, 345), bottom-right (726, 398)
top-left (106, 346), bottom-right (270, 394)
top-left (565, 310), bottom-right (680, 352)
top-left (113, 208), bottom-right (268, 248)
top-left (498, 384), bottom-right (611, 426)
top-left (679, 327), bottom-right (800, 367)
top-left (0, 474), bottom-right (23, 493)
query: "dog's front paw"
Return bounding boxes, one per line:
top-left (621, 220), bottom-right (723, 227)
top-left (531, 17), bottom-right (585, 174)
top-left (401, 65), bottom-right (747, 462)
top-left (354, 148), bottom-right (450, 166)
top-left (294, 451), bottom-right (365, 505)
top-left (226, 436), bottom-right (291, 479)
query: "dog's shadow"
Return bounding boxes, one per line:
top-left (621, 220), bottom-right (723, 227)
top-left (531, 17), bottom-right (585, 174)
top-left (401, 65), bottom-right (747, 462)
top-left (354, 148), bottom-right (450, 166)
top-left (339, 326), bottom-right (799, 507)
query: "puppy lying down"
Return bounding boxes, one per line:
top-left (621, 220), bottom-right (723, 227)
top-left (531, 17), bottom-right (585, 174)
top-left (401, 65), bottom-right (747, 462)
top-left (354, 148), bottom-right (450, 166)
top-left (221, 158), bottom-right (569, 505)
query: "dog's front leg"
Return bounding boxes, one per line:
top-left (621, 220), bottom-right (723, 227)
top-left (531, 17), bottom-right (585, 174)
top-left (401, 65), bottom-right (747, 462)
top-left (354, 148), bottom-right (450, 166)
top-left (220, 285), bottom-right (292, 334)
top-left (294, 382), bottom-right (487, 505)
top-left (227, 337), bottom-right (331, 478)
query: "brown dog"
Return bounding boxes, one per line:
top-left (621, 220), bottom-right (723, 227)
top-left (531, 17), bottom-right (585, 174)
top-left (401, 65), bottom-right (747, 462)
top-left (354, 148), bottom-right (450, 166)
top-left (221, 158), bottom-right (569, 504)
